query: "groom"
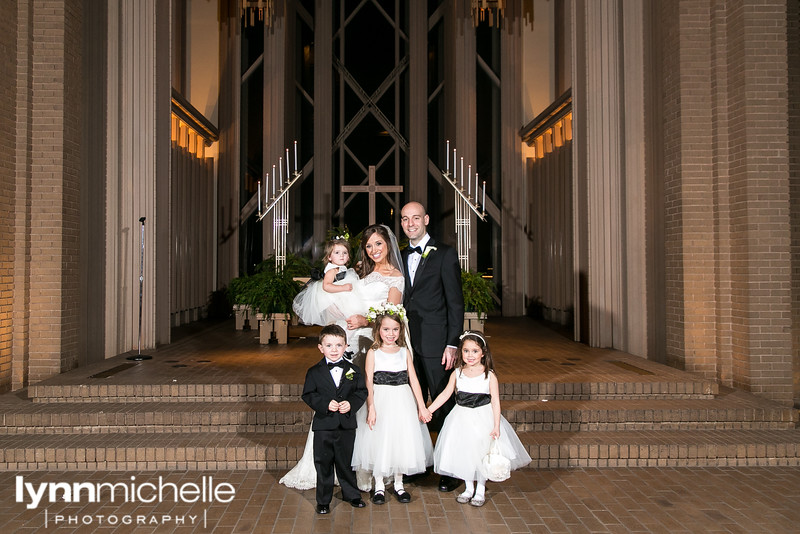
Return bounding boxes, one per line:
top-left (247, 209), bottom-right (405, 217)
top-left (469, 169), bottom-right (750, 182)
top-left (400, 201), bottom-right (464, 493)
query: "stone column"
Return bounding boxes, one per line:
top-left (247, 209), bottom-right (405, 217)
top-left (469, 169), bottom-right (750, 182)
top-left (105, 0), bottom-right (171, 355)
top-left (218, 0), bottom-right (241, 284)
top-left (444, 0), bottom-right (476, 240)
top-left (407, 3), bottom-right (427, 204)
top-left (620, 0), bottom-right (650, 358)
top-left (573, 0), bottom-right (625, 349)
top-left (500, 0), bottom-right (525, 314)
top-left (313, 0), bottom-right (333, 243)
top-left (572, 0), bottom-right (653, 355)
top-left (263, 1), bottom-right (289, 256)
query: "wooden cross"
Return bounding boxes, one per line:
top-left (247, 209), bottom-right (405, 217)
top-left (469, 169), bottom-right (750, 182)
top-left (341, 166), bottom-right (403, 224)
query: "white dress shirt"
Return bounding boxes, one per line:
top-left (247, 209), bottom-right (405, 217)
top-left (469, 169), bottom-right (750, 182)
top-left (326, 358), bottom-right (344, 387)
top-left (407, 233), bottom-right (431, 285)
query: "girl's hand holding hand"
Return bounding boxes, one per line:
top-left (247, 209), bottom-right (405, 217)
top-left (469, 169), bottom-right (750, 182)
top-left (418, 407), bottom-right (432, 423)
top-left (328, 400), bottom-right (340, 412)
top-left (338, 400), bottom-right (351, 413)
top-left (367, 406), bottom-right (377, 429)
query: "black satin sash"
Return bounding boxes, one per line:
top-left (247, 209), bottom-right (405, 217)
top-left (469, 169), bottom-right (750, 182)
top-left (456, 391), bottom-right (491, 408)
top-left (373, 370), bottom-right (408, 386)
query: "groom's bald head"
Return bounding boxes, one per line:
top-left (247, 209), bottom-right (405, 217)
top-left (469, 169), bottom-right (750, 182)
top-left (401, 202), bottom-right (429, 244)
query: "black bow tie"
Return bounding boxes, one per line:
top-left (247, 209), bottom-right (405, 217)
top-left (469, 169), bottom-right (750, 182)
top-left (408, 246), bottom-right (423, 255)
top-left (327, 360), bottom-right (345, 369)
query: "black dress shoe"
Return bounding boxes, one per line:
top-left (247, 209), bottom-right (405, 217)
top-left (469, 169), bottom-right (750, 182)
top-left (395, 489), bottom-right (411, 503)
top-left (349, 497), bottom-right (367, 508)
top-left (438, 476), bottom-right (461, 492)
top-left (316, 504), bottom-right (330, 514)
top-left (371, 491), bottom-right (386, 505)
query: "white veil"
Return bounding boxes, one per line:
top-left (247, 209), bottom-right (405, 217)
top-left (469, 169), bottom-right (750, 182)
top-left (381, 224), bottom-right (405, 278)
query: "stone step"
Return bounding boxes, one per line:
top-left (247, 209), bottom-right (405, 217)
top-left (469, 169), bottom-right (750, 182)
top-left (27, 378), bottom-right (717, 403)
top-left (522, 429), bottom-right (800, 468)
top-left (505, 387), bottom-right (797, 431)
top-left (0, 401), bottom-right (313, 435)
top-left (1, 394), bottom-right (794, 435)
top-left (1, 429), bottom-right (799, 471)
top-left (26, 383), bottom-right (305, 404)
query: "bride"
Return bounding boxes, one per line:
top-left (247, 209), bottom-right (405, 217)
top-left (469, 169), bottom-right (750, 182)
top-left (280, 224), bottom-right (406, 490)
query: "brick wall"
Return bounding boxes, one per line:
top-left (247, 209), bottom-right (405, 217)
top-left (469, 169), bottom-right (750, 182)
top-left (709, 0), bottom-right (732, 386)
top-left (661, 0), bottom-right (690, 372)
top-left (0, 0), bottom-right (18, 392)
top-left (662, 0), bottom-right (794, 405)
top-left (788, 0), bottom-right (800, 406)
top-left (727, 1), bottom-right (792, 402)
top-left (26, 0), bottom-right (82, 382)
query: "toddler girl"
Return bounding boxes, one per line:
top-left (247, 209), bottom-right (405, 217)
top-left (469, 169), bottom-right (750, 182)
top-left (427, 331), bottom-right (531, 507)
top-left (293, 236), bottom-right (363, 346)
top-left (351, 304), bottom-right (433, 504)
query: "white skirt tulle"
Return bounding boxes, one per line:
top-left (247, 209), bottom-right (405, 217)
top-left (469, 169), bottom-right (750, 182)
top-left (279, 427), bottom-right (319, 490)
top-left (292, 270), bottom-right (362, 327)
top-left (352, 384), bottom-right (433, 482)
top-left (279, 427), bottom-right (349, 490)
top-left (433, 404), bottom-right (531, 482)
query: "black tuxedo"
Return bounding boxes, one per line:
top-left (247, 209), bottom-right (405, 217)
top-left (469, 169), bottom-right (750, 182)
top-left (301, 358), bottom-right (367, 505)
top-left (402, 236), bottom-right (464, 431)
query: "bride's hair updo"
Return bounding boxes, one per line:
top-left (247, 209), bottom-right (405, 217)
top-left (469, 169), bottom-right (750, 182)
top-left (357, 224), bottom-right (398, 278)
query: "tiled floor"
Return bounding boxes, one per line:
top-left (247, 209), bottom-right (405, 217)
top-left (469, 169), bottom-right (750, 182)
top-left (2, 466), bottom-right (800, 533)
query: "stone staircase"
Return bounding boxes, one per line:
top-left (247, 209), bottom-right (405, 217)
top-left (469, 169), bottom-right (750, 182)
top-left (0, 319), bottom-right (797, 471)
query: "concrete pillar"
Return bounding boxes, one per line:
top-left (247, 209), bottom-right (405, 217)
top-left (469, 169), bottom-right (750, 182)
top-left (105, 0), bottom-right (171, 355)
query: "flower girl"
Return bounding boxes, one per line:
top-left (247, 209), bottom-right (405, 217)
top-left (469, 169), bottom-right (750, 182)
top-left (351, 303), bottom-right (433, 504)
top-left (427, 331), bottom-right (531, 507)
top-left (292, 235), bottom-right (363, 346)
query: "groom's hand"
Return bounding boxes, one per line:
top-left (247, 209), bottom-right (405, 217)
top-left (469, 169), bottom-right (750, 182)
top-left (442, 346), bottom-right (457, 370)
top-left (345, 314), bottom-right (368, 330)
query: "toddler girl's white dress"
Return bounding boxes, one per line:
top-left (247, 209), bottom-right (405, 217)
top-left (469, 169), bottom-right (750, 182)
top-left (433, 370), bottom-right (531, 482)
top-left (292, 263), bottom-right (362, 326)
top-left (352, 347), bottom-right (433, 480)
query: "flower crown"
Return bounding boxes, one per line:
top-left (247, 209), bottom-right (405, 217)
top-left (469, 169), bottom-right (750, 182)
top-left (332, 232), bottom-right (350, 241)
top-left (366, 302), bottom-right (407, 322)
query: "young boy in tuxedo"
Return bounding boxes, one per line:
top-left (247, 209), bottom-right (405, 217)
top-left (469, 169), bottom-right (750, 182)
top-left (301, 324), bottom-right (368, 514)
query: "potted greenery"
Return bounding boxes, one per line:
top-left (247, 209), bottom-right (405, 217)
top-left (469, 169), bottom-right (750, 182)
top-left (228, 274), bottom-right (260, 330)
top-left (252, 265), bottom-right (302, 344)
top-left (461, 270), bottom-right (495, 332)
top-left (255, 253), bottom-right (314, 327)
top-left (227, 260), bottom-right (302, 343)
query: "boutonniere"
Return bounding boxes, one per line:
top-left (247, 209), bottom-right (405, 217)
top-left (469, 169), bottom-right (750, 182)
top-left (422, 246), bottom-right (437, 259)
top-left (344, 368), bottom-right (355, 381)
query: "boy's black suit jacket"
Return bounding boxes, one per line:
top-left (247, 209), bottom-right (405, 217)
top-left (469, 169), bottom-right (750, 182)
top-left (402, 237), bottom-right (464, 358)
top-left (301, 358), bottom-right (367, 431)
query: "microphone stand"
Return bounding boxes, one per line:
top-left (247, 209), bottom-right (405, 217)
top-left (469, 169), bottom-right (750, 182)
top-left (128, 216), bottom-right (152, 361)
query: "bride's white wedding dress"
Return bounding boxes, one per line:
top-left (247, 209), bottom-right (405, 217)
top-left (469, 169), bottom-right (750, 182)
top-left (279, 272), bottom-right (405, 491)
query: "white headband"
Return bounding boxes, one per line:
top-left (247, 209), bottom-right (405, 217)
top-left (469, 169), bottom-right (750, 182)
top-left (459, 330), bottom-right (486, 346)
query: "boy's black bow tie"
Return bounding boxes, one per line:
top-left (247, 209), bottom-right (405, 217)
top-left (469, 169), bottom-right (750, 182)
top-left (327, 360), bottom-right (346, 369)
top-left (408, 246), bottom-right (423, 255)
